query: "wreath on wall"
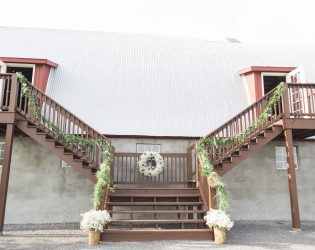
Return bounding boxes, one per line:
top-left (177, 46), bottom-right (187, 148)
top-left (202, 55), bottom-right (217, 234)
top-left (138, 151), bottom-right (164, 177)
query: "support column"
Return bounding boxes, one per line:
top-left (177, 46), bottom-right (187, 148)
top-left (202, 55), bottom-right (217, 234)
top-left (284, 129), bottom-right (301, 230)
top-left (0, 124), bottom-right (15, 234)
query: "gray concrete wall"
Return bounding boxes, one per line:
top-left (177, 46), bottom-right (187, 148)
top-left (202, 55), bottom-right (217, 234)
top-left (2, 137), bottom-right (315, 224)
top-left (222, 140), bottom-right (315, 221)
top-left (3, 137), bottom-right (94, 224)
top-left (109, 137), bottom-right (196, 153)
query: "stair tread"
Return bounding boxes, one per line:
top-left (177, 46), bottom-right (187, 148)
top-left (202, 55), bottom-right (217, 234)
top-left (113, 187), bottom-right (198, 190)
top-left (111, 219), bottom-right (205, 223)
top-left (104, 229), bottom-right (211, 232)
top-left (109, 194), bottom-right (200, 197)
top-left (108, 210), bottom-right (206, 214)
top-left (107, 202), bottom-right (204, 206)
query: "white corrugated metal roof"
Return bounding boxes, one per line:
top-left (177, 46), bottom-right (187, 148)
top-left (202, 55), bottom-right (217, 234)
top-left (1, 27), bottom-right (315, 137)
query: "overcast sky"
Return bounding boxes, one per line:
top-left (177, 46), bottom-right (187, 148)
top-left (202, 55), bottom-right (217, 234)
top-left (1, 0), bottom-right (315, 43)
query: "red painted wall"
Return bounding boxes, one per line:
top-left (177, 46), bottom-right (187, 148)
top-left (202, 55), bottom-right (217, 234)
top-left (239, 67), bottom-right (296, 103)
top-left (0, 57), bottom-right (58, 93)
top-left (34, 64), bottom-right (52, 92)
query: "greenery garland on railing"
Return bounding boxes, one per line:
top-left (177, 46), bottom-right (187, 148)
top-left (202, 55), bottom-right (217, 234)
top-left (196, 83), bottom-right (285, 211)
top-left (16, 72), bottom-right (113, 211)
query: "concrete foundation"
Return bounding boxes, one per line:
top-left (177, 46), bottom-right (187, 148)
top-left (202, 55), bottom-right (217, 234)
top-left (2, 137), bottom-right (315, 224)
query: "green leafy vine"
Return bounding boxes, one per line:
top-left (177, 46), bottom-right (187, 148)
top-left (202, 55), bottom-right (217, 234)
top-left (196, 83), bottom-right (285, 211)
top-left (16, 72), bottom-right (113, 211)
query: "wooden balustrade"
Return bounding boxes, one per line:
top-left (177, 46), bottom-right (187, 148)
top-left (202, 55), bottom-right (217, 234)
top-left (195, 150), bottom-right (216, 211)
top-left (287, 83), bottom-right (315, 118)
top-left (203, 85), bottom-right (284, 166)
top-left (113, 152), bottom-right (189, 185)
top-left (0, 73), bottom-right (111, 168)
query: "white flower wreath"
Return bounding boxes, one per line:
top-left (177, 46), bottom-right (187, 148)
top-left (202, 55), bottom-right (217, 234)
top-left (138, 151), bottom-right (164, 177)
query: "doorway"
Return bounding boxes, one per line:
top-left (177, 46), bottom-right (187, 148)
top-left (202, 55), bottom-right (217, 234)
top-left (263, 75), bottom-right (286, 95)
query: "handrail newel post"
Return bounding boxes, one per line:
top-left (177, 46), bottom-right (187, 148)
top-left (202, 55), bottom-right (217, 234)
top-left (8, 74), bottom-right (19, 113)
top-left (282, 82), bottom-right (301, 230)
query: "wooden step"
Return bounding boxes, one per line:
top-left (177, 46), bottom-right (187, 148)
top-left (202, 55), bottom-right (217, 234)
top-left (249, 138), bottom-right (258, 145)
top-left (46, 138), bottom-right (57, 142)
top-left (107, 201), bottom-right (204, 206)
top-left (36, 131), bottom-right (47, 135)
top-left (264, 127), bottom-right (274, 133)
top-left (27, 124), bottom-right (37, 128)
top-left (109, 194), bottom-right (200, 198)
top-left (73, 158), bottom-right (84, 162)
top-left (239, 145), bottom-right (249, 151)
top-left (108, 210), bottom-right (206, 214)
top-left (111, 219), bottom-right (205, 224)
top-left (64, 151), bottom-right (75, 155)
top-left (112, 187), bottom-right (200, 195)
top-left (101, 229), bottom-right (213, 241)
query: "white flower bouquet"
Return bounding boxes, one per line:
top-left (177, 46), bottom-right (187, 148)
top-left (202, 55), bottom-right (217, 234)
top-left (204, 209), bottom-right (234, 230)
top-left (80, 209), bottom-right (111, 232)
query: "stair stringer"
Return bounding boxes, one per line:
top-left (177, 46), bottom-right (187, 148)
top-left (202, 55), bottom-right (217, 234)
top-left (16, 119), bottom-right (97, 183)
top-left (216, 125), bottom-right (283, 177)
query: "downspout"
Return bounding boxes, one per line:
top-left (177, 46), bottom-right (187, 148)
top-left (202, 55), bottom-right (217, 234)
top-left (0, 60), bottom-right (7, 108)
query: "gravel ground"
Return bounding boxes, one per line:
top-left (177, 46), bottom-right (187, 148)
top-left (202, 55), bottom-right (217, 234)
top-left (1, 221), bottom-right (315, 250)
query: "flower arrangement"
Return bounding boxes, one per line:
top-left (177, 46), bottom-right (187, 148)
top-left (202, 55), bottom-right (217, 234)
top-left (138, 151), bottom-right (164, 177)
top-left (80, 209), bottom-right (112, 232)
top-left (204, 209), bottom-right (234, 230)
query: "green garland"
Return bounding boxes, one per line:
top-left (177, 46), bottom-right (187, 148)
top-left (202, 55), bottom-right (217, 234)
top-left (17, 72), bottom-right (113, 211)
top-left (196, 83), bottom-right (285, 211)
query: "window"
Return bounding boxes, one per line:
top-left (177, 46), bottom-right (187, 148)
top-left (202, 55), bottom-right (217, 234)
top-left (0, 142), bottom-right (4, 175)
top-left (275, 147), bottom-right (298, 170)
top-left (61, 160), bottom-right (71, 168)
top-left (137, 144), bottom-right (160, 153)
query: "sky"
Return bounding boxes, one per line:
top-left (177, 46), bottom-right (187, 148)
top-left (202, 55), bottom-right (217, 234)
top-left (1, 0), bottom-right (315, 44)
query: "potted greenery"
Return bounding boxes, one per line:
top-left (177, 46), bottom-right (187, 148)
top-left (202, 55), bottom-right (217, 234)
top-left (204, 209), bottom-right (234, 244)
top-left (80, 209), bottom-right (112, 246)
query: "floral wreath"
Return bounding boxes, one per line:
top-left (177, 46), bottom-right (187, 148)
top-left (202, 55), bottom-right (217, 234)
top-left (138, 151), bottom-right (164, 177)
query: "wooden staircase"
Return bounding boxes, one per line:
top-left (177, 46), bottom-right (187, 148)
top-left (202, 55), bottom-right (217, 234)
top-left (102, 187), bottom-right (212, 241)
top-left (1, 74), bottom-right (315, 238)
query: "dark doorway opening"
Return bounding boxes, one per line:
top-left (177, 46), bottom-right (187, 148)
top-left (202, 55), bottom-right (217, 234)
top-left (7, 67), bottom-right (33, 83)
top-left (263, 75), bottom-right (286, 94)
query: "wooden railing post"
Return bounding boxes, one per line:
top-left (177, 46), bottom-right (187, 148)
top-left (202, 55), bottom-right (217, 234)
top-left (8, 74), bottom-right (18, 112)
top-left (187, 145), bottom-right (193, 182)
top-left (110, 146), bottom-right (115, 180)
top-left (209, 185), bottom-right (217, 210)
top-left (282, 82), bottom-right (291, 120)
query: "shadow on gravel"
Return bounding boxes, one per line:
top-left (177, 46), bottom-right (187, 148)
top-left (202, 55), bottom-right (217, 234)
top-left (225, 221), bottom-right (315, 249)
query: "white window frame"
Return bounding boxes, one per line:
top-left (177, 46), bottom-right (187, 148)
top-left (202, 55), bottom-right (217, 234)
top-left (0, 142), bottom-right (5, 170)
top-left (61, 160), bottom-right (71, 168)
top-left (6, 63), bottom-right (35, 84)
top-left (275, 146), bottom-right (298, 170)
top-left (137, 144), bottom-right (161, 153)
top-left (261, 72), bottom-right (287, 95)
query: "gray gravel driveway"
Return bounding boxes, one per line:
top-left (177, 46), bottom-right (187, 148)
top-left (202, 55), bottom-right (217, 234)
top-left (1, 221), bottom-right (315, 249)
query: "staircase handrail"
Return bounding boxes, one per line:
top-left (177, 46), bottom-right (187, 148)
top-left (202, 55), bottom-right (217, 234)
top-left (0, 73), bottom-right (112, 167)
top-left (199, 84), bottom-right (285, 166)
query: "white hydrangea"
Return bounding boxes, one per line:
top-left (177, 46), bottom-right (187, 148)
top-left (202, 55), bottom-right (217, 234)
top-left (138, 151), bottom-right (164, 177)
top-left (80, 209), bottom-right (111, 232)
top-left (204, 209), bottom-right (234, 231)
